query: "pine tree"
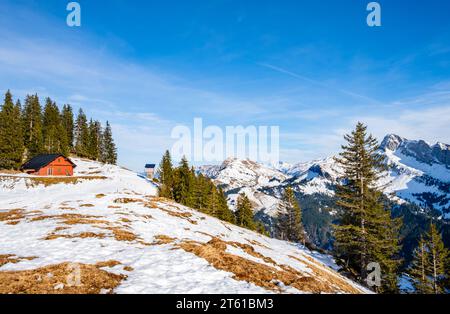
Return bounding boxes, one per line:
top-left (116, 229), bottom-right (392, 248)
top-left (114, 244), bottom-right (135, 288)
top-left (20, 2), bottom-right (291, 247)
top-left (277, 187), bottom-right (304, 243)
top-left (22, 94), bottom-right (43, 158)
top-left (217, 187), bottom-right (235, 223)
top-left (256, 221), bottom-right (270, 237)
top-left (88, 119), bottom-right (102, 160)
top-left (0, 91), bottom-right (24, 169)
top-left (74, 109), bottom-right (89, 158)
top-left (409, 223), bottom-right (449, 294)
top-left (157, 150), bottom-right (174, 199)
top-left (332, 122), bottom-right (402, 292)
top-left (101, 121), bottom-right (117, 164)
top-left (172, 157), bottom-right (193, 206)
top-left (61, 104), bottom-right (74, 152)
top-left (42, 98), bottom-right (68, 155)
top-left (235, 193), bottom-right (256, 230)
top-left (409, 236), bottom-right (433, 294)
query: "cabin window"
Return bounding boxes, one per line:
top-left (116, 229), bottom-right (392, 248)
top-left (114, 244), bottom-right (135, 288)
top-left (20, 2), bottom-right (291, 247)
top-left (47, 168), bottom-right (53, 175)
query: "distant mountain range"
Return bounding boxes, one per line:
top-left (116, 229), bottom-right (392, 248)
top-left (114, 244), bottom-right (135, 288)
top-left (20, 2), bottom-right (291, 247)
top-left (198, 134), bottom-right (450, 257)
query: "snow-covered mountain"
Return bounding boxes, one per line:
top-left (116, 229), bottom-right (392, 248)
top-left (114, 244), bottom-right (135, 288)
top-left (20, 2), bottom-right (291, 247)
top-left (0, 158), bottom-right (367, 294)
top-left (199, 134), bottom-right (450, 221)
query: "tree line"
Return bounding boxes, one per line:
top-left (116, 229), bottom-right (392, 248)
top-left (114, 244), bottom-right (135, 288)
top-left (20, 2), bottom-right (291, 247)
top-left (0, 90), bottom-right (117, 169)
top-left (157, 150), bottom-right (268, 235)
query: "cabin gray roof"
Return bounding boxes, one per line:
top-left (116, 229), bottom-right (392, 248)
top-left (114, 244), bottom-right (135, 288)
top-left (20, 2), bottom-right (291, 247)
top-left (21, 154), bottom-right (76, 171)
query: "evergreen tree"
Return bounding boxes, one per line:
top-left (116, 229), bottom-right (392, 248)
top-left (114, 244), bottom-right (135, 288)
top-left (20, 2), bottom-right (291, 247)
top-left (157, 150), bottom-right (174, 199)
top-left (277, 187), bottom-right (304, 243)
top-left (61, 104), bottom-right (74, 152)
top-left (0, 91), bottom-right (24, 169)
top-left (22, 94), bottom-right (43, 158)
top-left (88, 119), bottom-right (102, 160)
top-left (409, 236), bottom-right (433, 294)
top-left (74, 109), bottom-right (89, 158)
top-left (409, 223), bottom-right (449, 294)
top-left (332, 122), bottom-right (402, 292)
top-left (101, 121), bottom-right (117, 164)
top-left (256, 221), bottom-right (270, 237)
top-left (172, 157), bottom-right (193, 206)
top-left (217, 187), bottom-right (235, 223)
top-left (42, 98), bottom-right (68, 155)
top-left (235, 193), bottom-right (256, 230)
top-left (190, 173), bottom-right (210, 212)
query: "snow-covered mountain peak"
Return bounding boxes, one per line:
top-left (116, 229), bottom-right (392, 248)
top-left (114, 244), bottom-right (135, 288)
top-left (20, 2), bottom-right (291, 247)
top-left (380, 134), bottom-right (406, 151)
top-left (200, 157), bottom-right (288, 190)
top-left (199, 134), bottom-right (450, 221)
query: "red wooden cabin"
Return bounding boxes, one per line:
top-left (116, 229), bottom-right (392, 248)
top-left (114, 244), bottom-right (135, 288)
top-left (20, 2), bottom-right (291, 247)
top-left (21, 154), bottom-right (77, 176)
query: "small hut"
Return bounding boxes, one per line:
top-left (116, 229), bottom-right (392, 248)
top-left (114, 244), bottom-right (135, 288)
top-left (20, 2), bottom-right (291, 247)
top-left (144, 164), bottom-right (156, 179)
top-left (21, 154), bottom-right (76, 176)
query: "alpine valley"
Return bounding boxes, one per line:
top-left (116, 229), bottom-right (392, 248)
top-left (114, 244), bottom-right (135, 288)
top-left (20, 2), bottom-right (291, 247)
top-left (198, 134), bottom-right (450, 264)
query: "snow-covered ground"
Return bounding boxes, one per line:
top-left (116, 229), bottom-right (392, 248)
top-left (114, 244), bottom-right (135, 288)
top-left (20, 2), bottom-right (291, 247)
top-left (0, 158), bottom-right (367, 294)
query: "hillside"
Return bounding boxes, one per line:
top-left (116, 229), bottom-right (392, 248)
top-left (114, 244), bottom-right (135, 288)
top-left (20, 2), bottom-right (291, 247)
top-left (0, 158), bottom-right (367, 294)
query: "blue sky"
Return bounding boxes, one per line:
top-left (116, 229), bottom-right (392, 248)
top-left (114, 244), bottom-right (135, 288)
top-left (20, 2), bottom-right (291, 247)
top-left (0, 0), bottom-right (449, 170)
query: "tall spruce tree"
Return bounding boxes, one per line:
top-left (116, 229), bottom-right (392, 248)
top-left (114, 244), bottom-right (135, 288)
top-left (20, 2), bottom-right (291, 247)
top-left (409, 223), bottom-right (449, 294)
top-left (277, 187), bottom-right (304, 243)
top-left (235, 193), bottom-right (256, 230)
top-left (74, 108), bottom-right (89, 157)
top-left (332, 122), bottom-right (402, 293)
top-left (61, 104), bottom-right (74, 152)
top-left (0, 91), bottom-right (24, 169)
top-left (88, 119), bottom-right (102, 160)
top-left (22, 94), bottom-right (43, 158)
top-left (101, 121), bottom-right (117, 164)
top-left (172, 157), bottom-right (193, 206)
top-left (157, 150), bottom-right (174, 199)
top-left (42, 98), bottom-right (68, 155)
top-left (409, 236), bottom-right (433, 294)
top-left (217, 187), bottom-right (235, 223)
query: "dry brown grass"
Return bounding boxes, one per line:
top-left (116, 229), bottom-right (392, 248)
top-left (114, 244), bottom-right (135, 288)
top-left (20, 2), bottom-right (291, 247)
top-left (0, 169), bottom-right (22, 174)
top-left (95, 260), bottom-right (121, 268)
top-left (0, 262), bottom-right (125, 294)
top-left (152, 235), bottom-right (176, 245)
top-left (0, 255), bottom-right (37, 268)
top-left (59, 207), bottom-right (76, 211)
top-left (31, 214), bottom-right (109, 226)
top-left (106, 227), bottom-right (137, 242)
top-left (114, 198), bottom-right (143, 204)
top-left (80, 204), bottom-right (95, 208)
top-left (143, 201), bottom-right (158, 209)
top-left (21, 176), bottom-right (107, 187)
top-left (288, 255), bottom-right (361, 294)
top-left (246, 239), bottom-right (271, 250)
top-left (44, 232), bottom-right (106, 240)
top-left (95, 194), bottom-right (106, 198)
top-left (159, 208), bottom-right (198, 225)
top-left (176, 237), bottom-right (362, 294)
top-left (0, 209), bottom-right (25, 225)
top-left (123, 266), bottom-right (134, 272)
